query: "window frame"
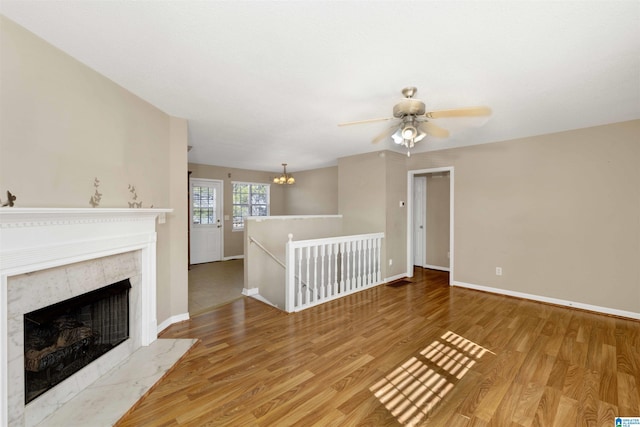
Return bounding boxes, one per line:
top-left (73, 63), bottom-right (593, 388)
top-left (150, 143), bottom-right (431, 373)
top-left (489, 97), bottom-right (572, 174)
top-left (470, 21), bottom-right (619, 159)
top-left (231, 181), bottom-right (271, 231)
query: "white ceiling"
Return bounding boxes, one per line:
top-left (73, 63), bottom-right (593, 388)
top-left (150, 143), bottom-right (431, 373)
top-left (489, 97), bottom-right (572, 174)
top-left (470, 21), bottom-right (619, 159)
top-left (1, 1), bottom-right (639, 174)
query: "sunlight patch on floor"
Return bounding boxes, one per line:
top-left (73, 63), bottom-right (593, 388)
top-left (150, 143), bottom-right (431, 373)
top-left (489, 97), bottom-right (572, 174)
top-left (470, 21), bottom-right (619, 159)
top-left (370, 331), bottom-right (492, 426)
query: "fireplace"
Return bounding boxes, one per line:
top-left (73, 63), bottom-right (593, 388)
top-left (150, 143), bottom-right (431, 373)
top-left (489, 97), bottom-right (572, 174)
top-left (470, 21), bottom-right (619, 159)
top-left (24, 279), bottom-right (131, 403)
top-left (0, 208), bottom-right (171, 427)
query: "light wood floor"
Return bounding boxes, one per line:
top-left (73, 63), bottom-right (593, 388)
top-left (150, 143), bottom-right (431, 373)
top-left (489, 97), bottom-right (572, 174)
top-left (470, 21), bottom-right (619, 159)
top-left (118, 268), bottom-right (640, 426)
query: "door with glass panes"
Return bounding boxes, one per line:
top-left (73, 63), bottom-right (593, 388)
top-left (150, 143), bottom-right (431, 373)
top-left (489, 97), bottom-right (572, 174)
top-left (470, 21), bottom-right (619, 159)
top-left (190, 178), bottom-right (223, 264)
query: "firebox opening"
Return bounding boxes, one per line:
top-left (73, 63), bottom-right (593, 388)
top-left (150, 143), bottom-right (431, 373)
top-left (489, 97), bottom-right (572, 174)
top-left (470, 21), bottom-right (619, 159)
top-left (24, 279), bottom-right (131, 404)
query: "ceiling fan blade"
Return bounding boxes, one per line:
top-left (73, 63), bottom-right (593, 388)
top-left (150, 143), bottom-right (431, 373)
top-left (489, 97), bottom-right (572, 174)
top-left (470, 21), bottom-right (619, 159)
top-left (425, 106), bottom-right (492, 119)
top-left (419, 121), bottom-right (450, 138)
top-left (338, 117), bottom-right (396, 126)
top-left (371, 125), bottom-right (400, 144)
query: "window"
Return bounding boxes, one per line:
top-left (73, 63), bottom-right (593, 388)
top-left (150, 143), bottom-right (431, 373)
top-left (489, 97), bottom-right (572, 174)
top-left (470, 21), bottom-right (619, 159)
top-left (192, 184), bottom-right (216, 224)
top-left (232, 182), bottom-right (270, 230)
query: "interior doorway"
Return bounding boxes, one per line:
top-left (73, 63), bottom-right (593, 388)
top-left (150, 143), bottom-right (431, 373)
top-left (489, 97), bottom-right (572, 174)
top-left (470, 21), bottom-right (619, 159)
top-left (413, 176), bottom-right (427, 267)
top-left (407, 167), bottom-right (454, 285)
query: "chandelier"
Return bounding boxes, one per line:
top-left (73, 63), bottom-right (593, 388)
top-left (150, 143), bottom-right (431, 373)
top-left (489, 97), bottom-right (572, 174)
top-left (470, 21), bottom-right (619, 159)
top-left (390, 118), bottom-right (427, 157)
top-left (273, 163), bottom-right (295, 185)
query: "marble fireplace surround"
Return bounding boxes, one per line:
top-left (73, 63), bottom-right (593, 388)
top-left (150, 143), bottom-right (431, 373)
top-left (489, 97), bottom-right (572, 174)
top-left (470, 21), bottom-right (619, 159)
top-left (0, 208), bottom-right (172, 426)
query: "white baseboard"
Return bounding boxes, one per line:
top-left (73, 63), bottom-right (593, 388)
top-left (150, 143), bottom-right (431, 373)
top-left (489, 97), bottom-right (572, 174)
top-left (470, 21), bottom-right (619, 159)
top-left (453, 281), bottom-right (640, 320)
top-left (223, 255), bottom-right (244, 261)
top-left (157, 312), bottom-right (190, 334)
top-left (242, 287), bottom-right (259, 296)
top-left (423, 264), bottom-right (450, 272)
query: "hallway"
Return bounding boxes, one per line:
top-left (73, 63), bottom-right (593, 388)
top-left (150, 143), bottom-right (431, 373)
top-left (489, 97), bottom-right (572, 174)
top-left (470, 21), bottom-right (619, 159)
top-left (188, 259), bottom-right (244, 315)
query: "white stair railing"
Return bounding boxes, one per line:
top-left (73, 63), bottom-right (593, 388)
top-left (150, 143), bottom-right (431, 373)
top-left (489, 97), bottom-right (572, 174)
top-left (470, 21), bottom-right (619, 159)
top-left (285, 232), bottom-right (384, 312)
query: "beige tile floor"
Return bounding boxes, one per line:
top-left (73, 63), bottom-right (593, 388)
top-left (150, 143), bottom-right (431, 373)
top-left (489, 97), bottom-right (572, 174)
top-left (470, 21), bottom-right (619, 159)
top-left (188, 259), bottom-right (244, 315)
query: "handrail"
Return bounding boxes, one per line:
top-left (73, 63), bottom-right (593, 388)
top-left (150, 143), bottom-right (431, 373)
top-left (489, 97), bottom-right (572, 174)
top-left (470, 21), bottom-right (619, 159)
top-left (250, 235), bottom-right (312, 289)
top-left (287, 232), bottom-right (385, 248)
top-left (248, 236), bottom-right (286, 269)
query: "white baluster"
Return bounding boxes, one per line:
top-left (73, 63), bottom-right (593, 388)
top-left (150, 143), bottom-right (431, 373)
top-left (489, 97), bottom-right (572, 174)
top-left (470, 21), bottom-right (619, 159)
top-left (320, 243), bottom-right (326, 300)
top-left (312, 245), bottom-right (318, 302)
top-left (376, 237), bottom-right (382, 282)
top-left (370, 237), bottom-right (375, 285)
top-left (339, 242), bottom-right (345, 293)
top-left (305, 246), bottom-right (311, 305)
top-left (364, 238), bottom-right (368, 286)
top-left (334, 242), bottom-right (339, 294)
top-left (371, 238), bottom-right (375, 284)
top-left (352, 239), bottom-right (358, 289)
top-left (352, 239), bottom-right (357, 289)
top-left (286, 234), bottom-right (294, 311)
top-left (358, 240), bottom-right (364, 288)
top-left (353, 240), bottom-right (358, 290)
top-left (346, 240), bottom-right (352, 291)
top-left (296, 247), bottom-right (302, 308)
top-left (326, 243), bottom-right (333, 297)
top-left (367, 239), bottom-right (371, 286)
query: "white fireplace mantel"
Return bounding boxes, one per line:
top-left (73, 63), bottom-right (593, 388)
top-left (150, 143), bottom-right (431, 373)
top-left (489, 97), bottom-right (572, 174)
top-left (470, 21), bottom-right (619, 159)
top-left (0, 208), bottom-right (170, 272)
top-left (0, 207), bottom-right (172, 427)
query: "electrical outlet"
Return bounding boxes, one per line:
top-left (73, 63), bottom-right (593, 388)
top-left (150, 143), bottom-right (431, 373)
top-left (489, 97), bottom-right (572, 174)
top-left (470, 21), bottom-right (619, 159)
top-left (496, 267), bottom-right (503, 276)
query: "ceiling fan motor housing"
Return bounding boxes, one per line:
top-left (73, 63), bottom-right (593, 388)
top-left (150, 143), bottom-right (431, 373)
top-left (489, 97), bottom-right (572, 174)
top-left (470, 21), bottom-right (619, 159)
top-left (393, 99), bottom-right (426, 118)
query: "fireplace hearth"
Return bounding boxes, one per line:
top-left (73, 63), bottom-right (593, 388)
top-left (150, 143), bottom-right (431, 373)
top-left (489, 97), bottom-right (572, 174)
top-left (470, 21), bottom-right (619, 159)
top-left (24, 279), bottom-right (131, 403)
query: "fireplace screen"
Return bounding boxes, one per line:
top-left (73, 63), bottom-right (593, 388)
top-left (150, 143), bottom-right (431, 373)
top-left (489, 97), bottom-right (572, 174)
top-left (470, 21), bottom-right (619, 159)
top-left (23, 279), bottom-right (131, 403)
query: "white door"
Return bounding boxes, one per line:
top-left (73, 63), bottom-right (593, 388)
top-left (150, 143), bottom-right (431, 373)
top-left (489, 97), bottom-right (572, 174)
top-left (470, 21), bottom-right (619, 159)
top-left (190, 178), bottom-right (223, 264)
top-left (413, 176), bottom-right (426, 267)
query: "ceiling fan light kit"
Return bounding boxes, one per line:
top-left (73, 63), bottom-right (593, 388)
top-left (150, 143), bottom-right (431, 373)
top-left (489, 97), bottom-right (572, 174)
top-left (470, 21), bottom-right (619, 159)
top-left (391, 121), bottom-right (427, 156)
top-left (401, 125), bottom-right (417, 140)
top-left (339, 87), bottom-right (491, 156)
top-left (273, 163), bottom-right (295, 185)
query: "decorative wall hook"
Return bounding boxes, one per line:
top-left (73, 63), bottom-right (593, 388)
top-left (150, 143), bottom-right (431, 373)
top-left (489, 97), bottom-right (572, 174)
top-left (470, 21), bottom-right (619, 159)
top-left (1, 190), bottom-right (16, 207)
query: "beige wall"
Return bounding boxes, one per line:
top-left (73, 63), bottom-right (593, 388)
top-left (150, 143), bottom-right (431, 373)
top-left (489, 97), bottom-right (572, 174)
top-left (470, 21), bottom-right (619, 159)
top-left (167, 117), bottom-right (189, 319)
top-left (408, 120), bottom-right (640, 314)
top-left (284, 166), bottom-right (338, 215)
top-left (384, 152), bottom-right (409, 278)
top-left (338, 151), bottom-right (407, 279)
top-left (0, 17), bottom-right (189, 325)
top-left (187, 163), bottom-right (286, 257)
top-left (338, 152), bottom-right (386, 235)
top-left (425, 173), bottom-right (450, 268)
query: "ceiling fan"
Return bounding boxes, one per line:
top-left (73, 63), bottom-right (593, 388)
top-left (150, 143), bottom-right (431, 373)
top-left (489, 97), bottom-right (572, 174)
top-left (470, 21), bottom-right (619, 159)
top-left (338, 87), bottom-right (491, 156)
